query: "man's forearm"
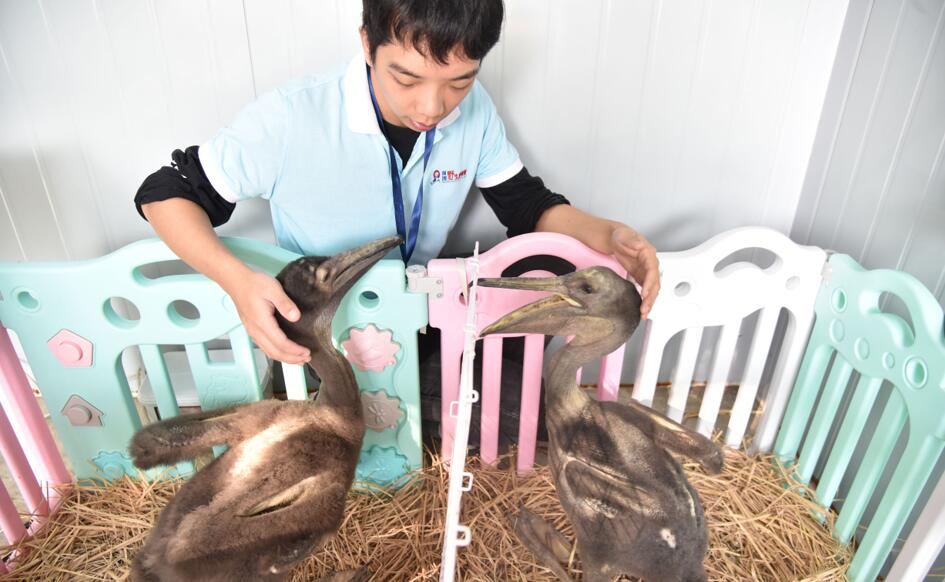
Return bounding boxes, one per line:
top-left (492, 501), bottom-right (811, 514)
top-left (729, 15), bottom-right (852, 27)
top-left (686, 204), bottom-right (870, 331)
top-left (141, 197), bottom-right (252, 294)
top-left (534, 204), bottom-right (621, 255)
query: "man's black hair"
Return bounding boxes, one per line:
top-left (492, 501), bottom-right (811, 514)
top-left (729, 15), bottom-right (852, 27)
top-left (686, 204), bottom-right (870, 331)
top-left (362, 0), bottom-right (504, 64)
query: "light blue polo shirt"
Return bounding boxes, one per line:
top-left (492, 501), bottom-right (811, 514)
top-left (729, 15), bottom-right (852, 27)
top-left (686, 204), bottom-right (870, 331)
top-left (199, 54), bottom-right (523, 265)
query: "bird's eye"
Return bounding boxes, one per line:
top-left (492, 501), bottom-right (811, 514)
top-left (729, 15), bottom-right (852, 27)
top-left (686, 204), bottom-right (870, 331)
top-left (581, 283), bottom-right (594, 294)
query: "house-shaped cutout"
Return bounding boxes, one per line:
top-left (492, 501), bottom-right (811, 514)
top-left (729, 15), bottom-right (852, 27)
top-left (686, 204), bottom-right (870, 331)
top-left (61, 394), bottom-right (104, 427)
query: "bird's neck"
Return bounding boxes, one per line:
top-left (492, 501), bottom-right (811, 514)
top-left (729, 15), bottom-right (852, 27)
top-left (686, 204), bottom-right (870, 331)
top-left (544, 343), bottom-right (605, 421)
top-left (310, 333), bottom-right (364, 420)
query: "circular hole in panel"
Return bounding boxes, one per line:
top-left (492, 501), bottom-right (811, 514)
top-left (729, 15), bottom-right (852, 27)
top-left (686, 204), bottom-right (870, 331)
top-left (15, 289), bottom-right (40, 311)
top-left (904, 357), bottom-right (928, 389)
top-left (882, 352), bottom-right (895, 369)
top-left (674, 282), bottom-right (691, 297)
top-left (359, 290), bottom-right (380, 310)
top-left (854, 337), bottom-right (870, 360)
top-left (168, 300), bottom-right (200, 328)
top-left (785, 276), bottom-right (800, 290)
top-left (103, 297), bottom-right (141, 329)
top-left (831, 289), bottom-right (847, 313)
top-left (829, 319), bottom-right (845, 342)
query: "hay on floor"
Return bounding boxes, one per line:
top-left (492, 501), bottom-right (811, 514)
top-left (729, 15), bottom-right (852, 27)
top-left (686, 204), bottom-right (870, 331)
top-left (0, 447), bottom-right (850, 581)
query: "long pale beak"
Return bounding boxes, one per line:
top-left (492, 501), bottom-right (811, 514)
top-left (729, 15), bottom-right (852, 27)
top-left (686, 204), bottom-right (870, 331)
top-left (477, 276), bottom-right (568, 293)
top-left (326, 235), bottom-right (402, 291)
top-left (478, 276), bottom-right (583, 337)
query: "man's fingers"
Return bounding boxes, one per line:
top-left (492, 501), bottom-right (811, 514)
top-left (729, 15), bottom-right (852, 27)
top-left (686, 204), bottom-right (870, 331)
top-left (252, 331), bottom-right (309, 365)
top-left (615, 236), bottom-right (648, 250)
top-left (242, 306), bottom-right (310, 363)
top-left (611, 226), bottom-right (660, 320)
top-left (638, 274), bottom-right (657, 319)
top-left (642, 274), bottom-right (660, 300)
top-left (251, 335), bottom-right (283, 364)
top-left (272, 293), bottom-right (301, 322)
top-left (617, 246), bottom-right (643, 260)
top-left (640, 292), bottom-right (656, 320)
top-left (612, 243), bottom-right (660, 320)
top-left (229, 273), bottom-right (310, 363)
top-left (611, 226), bottom-right (642, 246)
top-left (259, 314), bottom-right (310, 362)
top-left (639, 256), bottom-right (661, 318)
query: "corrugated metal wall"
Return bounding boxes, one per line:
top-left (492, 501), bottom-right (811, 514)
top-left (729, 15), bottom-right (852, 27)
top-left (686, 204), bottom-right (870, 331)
top-left (1, 0), bottom-right (848, 264)
top-left (793, 0), bottom-right (945, 308)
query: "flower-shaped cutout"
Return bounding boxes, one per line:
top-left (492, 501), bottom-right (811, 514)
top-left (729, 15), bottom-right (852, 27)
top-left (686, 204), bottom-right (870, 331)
top-left (361, 390), bottom-right (404, 432)
top-left (356, 446), bottom-right (410, 486)
top-left (93, 450), bottom-right (136, 480)
top-left (342, 324), bottom-right (400, 372)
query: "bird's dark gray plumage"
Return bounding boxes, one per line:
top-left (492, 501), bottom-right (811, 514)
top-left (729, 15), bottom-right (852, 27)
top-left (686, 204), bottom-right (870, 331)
top-left (128, 236), bottom-right (401, 582)
top-left (479, 266), bottom-right (724, 582)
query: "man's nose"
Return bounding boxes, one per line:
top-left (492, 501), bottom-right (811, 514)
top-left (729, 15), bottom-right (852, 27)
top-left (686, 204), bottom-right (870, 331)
top-left (417, 86), bottom-right (446, 121)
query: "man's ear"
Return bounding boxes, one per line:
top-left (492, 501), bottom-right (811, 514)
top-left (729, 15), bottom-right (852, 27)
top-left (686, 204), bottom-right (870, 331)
top-left (359, 27), bottom-right (373, 67)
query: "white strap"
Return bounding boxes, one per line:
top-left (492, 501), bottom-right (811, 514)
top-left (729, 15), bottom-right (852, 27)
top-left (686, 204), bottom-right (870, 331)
top-left (439, 243), bottom-right (480, 582)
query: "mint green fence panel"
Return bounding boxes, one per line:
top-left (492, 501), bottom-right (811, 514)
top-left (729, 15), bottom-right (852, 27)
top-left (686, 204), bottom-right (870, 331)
top-left (774, 253), bottom-right (945, 582)
top-left (331, 260), bottom-right (426, 486)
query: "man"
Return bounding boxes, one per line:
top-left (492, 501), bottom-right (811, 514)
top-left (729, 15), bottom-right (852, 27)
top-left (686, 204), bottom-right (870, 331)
top-left (135, 0), bottom-right (659, 375)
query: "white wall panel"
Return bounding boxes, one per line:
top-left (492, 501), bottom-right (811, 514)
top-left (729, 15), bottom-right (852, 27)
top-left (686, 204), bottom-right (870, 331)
top-left (668, 1), bottom-right (754, 249)
top-left (571, 0), bottom-right (658, 228)
top-left (0, 178), bottom-right (24, 261)
top-left (42, 0), bottom-right (142, 257)
top-left (0, 0), bottom-right (71, 260)
top-left (793, 0), bottom-right (945, 309)
top-left (622, 0), bottom-right (707, 250)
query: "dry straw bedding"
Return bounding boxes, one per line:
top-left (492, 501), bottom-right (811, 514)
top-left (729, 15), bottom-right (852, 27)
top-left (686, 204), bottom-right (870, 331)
top-left (0, 446), bottom-right (849, 581)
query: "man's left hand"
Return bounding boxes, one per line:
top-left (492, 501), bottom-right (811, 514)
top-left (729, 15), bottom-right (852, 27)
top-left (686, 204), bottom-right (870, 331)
top-left (611, 225), bottom-right (660, 319)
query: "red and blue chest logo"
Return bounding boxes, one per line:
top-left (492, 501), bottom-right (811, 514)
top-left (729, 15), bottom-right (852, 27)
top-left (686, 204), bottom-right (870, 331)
top-left (431, 168), bottom-right (468, 184)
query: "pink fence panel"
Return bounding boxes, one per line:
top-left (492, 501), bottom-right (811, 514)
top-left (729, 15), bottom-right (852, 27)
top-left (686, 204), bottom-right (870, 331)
top-left (0, 322), bottom-right (72, 570)
top-left (428, 233), bottom-right (626, 474)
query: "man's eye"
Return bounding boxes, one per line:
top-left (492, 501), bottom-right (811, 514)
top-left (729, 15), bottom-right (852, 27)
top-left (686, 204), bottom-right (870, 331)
top-left (451, 82), bottom-right (473, 91)
top-left (394, 77), bottom-right (416, 88)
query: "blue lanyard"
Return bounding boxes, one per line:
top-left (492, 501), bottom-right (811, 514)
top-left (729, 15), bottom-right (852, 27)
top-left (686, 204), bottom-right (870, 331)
top-left (366, 64), bottom-right (435, 263)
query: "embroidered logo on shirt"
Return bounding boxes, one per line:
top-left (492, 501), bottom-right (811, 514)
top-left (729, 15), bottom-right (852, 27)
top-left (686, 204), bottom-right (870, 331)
top-left (431, 169), bottom-right (468, 183)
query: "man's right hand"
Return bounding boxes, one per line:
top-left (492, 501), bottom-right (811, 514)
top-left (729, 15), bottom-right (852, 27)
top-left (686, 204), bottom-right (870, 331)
top-left (140, 198), bottom-right (312, 365)
top-left (227, 272), bottom-right (311, 365)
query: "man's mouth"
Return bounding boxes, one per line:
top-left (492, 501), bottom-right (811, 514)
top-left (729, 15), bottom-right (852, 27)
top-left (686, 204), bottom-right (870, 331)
top-left (410, 119), bottom-right (436, 131)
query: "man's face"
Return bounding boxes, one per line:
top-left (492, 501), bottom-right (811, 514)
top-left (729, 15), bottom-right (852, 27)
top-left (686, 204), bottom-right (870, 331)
top-left (361, 29), bottom-right (480, 132)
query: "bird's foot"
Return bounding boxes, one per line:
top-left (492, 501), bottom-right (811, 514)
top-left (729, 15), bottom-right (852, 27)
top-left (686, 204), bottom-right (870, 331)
top-left (511, 507), bottom-right (575, 581)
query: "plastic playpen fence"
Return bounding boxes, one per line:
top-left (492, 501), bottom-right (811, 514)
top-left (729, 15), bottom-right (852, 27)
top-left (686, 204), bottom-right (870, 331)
top-left (1, 227), bottom-right (943, 581)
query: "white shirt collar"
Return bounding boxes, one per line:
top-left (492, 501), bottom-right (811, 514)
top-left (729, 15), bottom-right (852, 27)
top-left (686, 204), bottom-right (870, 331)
top-left (342, 53), bottom-right (462, 135)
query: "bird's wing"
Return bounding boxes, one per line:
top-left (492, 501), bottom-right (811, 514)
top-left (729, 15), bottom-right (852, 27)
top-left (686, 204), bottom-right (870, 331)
top-left (561, 456), bottom-right (661, 526)
top-left (165, 472), bottom-right (346, 565)
top-left (599, 400), bottom-right (723, 473)
top-left (130, 400), bottom-right (283, 469)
